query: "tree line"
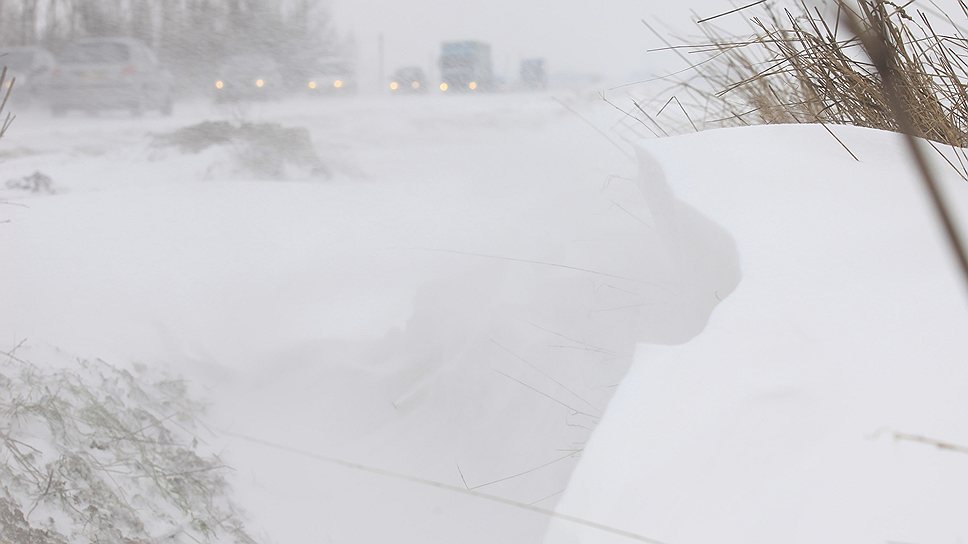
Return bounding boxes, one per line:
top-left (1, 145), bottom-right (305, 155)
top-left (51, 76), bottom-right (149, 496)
top-left (0, 0), bottom-right (350, 91)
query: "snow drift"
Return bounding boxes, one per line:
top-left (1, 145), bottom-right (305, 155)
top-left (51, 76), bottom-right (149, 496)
top-left (548, 124), bottom-right (968, 544)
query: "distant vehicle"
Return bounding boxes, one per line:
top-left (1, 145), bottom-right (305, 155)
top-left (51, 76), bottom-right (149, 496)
top-left (214, 54), bottom-right (284, 102)
top-left (48, 37), bottom-right (173, 116)
top-left (303, 59), bottom-right (357, 95)
top-left (0, 46), bottom-right (57, 106)
top-left (389, 67), bottom-right (427, 94)
top-left (438, 41), bottom-right (493, 93)
top-left (520, 58), bottom-right (547, 91)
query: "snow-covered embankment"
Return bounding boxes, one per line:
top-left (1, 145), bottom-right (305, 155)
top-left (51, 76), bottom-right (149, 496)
top-left (548, 124), bottom-right (968, 544)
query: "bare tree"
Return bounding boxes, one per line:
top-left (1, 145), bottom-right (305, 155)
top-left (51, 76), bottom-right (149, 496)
top-left (0, 0), bottom-right (345, 94)
top-left (19, 0), bottom-right (37, 44)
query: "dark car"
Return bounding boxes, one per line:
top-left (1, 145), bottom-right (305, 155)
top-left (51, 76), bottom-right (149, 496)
top-left (302, 59), bottom-right (357, 95)
top-left (48, 37), bottom-right (173, 116)
top-left (0, 46), bottom-right (57, 107)
top-left (214, 54), bottom-right (284, 102)
top-left (389, 67), bottom-right (427, 94)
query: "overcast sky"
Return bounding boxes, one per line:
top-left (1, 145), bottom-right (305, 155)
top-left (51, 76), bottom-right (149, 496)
top-left (329, 0), bottom-right (736, 87)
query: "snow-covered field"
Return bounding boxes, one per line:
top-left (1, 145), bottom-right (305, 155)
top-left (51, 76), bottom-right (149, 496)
top-left (2, 94), bottom-right (967, 543)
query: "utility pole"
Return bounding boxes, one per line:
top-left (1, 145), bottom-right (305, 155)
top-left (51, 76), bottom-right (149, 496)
top-left (378, 33), bottom-right (385, 93)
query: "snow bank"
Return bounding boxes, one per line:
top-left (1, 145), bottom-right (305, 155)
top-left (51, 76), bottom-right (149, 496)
top-left (548, 124), bottom-right (968, 544)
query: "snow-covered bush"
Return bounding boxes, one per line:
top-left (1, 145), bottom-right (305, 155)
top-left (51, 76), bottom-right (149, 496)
top-left (153, 121), bottom-right (329, 179)
top-left (0, 353), bottom-right (258, 544)
top-left (6, 172), bottom-right (55, 194)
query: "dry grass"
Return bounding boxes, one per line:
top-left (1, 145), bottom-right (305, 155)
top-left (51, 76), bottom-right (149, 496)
top-left (0, 66), bottom-right (13, 141)
top-left (636, 0), bottom-right (968, 148)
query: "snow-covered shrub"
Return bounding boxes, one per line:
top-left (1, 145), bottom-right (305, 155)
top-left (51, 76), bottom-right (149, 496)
top-left (152, 121), bottom-right (329, 179)
top-left (0, 353), bottom-right (258, 544)
top-left (6, 172), bottom-right (55, 194)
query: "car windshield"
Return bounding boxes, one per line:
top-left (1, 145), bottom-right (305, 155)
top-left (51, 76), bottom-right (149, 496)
top-left (395, 68), bottom-right (423, 80)
top-left (221, 56), bottom-right (276, 76)
top-left (0, 50), bottom-right (35, 72)
top-left (316, 61), bottom-right (350, 74)
top-left (61, 43), bottom-right (130, 64)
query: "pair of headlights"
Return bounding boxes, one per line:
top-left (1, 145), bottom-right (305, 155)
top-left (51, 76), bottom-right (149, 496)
top-left (214, 79), bottom-right (263, 89)
top-left (214, 79), bottom-right (268, 90)
top-left (389, 80), bottom-right (423, 91)
top-left (309, 79), bottom-right (344, 90)
top-left (438, 81), bottom-right (478, 92)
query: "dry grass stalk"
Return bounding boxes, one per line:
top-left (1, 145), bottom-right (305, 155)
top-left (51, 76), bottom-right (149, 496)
top-left (645, 0), bottom-right (968, 151)
top-left (839, 0), bottom-right (968, 295)
top-left (0, 66), bottom-right (14, 141)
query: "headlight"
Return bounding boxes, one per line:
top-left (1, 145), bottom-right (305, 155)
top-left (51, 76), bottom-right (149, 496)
top-left (255, 79), bottom-right (265, 88)
top-left (215, 80), bottom-right (224, 90)
top-left (468, 81), bottom-right (478, 90)
top-left (439, 82), bottom-right (449, 92)
top-left (389, 81), bottom-right (400, 91)
top-left (333, 79), bottom-right (344, 89)
top-left (308, 80), bottom-right (317, 90)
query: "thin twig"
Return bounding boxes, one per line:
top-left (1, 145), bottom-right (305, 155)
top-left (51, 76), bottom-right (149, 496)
top-left (697, 0), bottom-right (770, 24)
top-left (221, 429), bottom-right (669, 544)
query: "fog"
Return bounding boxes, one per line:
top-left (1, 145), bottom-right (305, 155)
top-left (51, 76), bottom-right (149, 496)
top-left (332, 0), bottom-right (731, 87)
top-left (0, 0), bottom-right (750, 99)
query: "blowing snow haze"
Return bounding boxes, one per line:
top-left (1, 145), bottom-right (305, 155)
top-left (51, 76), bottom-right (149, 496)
top-left (334, 0), bottom-right (730, 86)
top-left (3, 1), bottom-right (968, 544)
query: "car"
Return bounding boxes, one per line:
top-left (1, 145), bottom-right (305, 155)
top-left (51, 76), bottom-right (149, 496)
top-left (48, 37), bottom-right (173, 116)
top-left (302, 59), bottom-right (357, 95)
top-left (389, 67), bottom-right (427, 94)
top-left (214, 54), bottom-right (284, 102)
top-left (0, 46), bottom-right (57, 107)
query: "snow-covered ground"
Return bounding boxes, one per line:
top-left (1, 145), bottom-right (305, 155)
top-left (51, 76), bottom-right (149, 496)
top-left (548, 125), bottom-right (968, 544)
top-left (2, 94), bottom-right (967, 543)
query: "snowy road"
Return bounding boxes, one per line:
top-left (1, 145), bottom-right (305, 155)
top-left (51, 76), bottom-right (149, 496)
top-left (2, 93), bottom-right (701, 543)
